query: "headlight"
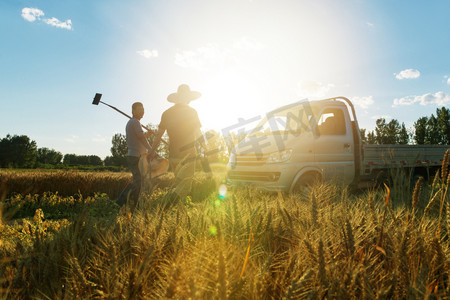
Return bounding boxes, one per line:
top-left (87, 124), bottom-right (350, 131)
top-left (266, 149), bottom-right (293, 164)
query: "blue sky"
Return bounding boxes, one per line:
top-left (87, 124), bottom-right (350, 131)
top-left (1, 0), bottom-right (449, 158)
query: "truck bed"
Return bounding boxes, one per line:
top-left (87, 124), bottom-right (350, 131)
top-left (362, 144), bottom-right (449, 170)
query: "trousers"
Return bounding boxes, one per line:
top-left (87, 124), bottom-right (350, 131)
top-left (117, 156), bottom-right (141, 209)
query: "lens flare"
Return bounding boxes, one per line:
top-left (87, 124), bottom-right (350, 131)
top-left (209, 225), bottom-right (217, 236)
top-left (218, 183), bottom-right (227, 199)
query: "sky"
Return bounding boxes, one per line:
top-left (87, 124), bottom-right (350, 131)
top-left (1, 0), bottom-right (449, 159)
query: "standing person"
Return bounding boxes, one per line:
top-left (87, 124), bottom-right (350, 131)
top-left (117, 102), bottom-right (153, 209)
top-left (150, 84), bottom-right (206, 198)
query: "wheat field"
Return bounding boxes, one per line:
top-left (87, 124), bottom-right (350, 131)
top-left (0, 166), bottom-right (449, 299)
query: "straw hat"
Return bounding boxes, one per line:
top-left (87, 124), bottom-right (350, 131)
top-left (167, 84), bottom-right (201, 103)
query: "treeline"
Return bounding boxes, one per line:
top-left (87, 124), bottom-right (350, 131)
top-left (0, 134), bottom-right (106, 169)
top-left (361, 106), bottom-right (450, 145)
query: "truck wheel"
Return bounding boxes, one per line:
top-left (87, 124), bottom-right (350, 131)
top-left (292, 173), bottom-right (321, 195)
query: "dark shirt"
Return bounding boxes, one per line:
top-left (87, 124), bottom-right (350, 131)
top-left (159, 103), bottom-right (201, 159)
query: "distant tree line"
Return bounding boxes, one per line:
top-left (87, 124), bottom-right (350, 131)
top-left (360, 107), bottom-right (450, 145)
top-left (0, 124), bottom-right (172, 169)
top-left (62, 154), bottom-right (103, 166)
top-left (0, 134), bottom-right (103, 169)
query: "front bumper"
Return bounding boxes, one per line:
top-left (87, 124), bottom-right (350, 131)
top-left (226, 162), bottom-right (300, 192)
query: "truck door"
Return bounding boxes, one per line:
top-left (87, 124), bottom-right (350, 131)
top-left (313, 107), bottom-right (355, 184)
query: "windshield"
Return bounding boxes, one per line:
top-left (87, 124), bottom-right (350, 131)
top-left (248, 102), bottom-right (316, 136)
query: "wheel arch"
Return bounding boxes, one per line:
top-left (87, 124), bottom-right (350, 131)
top-left (289, 167), bottom-right (323, 193)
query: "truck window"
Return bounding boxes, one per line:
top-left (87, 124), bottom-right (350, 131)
top-left (318, 108), bottom-right (346, 135)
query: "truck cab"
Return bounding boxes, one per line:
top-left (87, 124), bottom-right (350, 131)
top-left (227, 97), bottom-right (360, 192)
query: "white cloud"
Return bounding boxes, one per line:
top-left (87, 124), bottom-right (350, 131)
top-left (174, 37), bottom-right (264, 70)
top-left (43, 17), bottom-right (72, 30)
top-left (447, 78), bottom-right (450, 85)
top-left (366, 22), bottom-right (374, 28)
top-left (21, 7), bottom-right (44, 22)
top-left (296, 80), bottom-right (335, 98)
top-left (394, 69), bottom-right (420, 80)
top-left (351, 96), bottom-right (374, 109)
top-left (393, 91), bottom-right (450, 107)
top-left (137, 49), bottom-right (158, 59)
top-left (21, 7), bottom-right (72, 30)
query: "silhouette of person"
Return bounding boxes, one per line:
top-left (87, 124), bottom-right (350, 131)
top-left (150, 84), bottom-right (206, 198)
top-left (117, 102), bottom-right (152, 209)
top-left (150, 84), bottom-right (205, 169)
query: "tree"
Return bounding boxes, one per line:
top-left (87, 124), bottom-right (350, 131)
top-left (398, 123), bottom-right (409, 144)
top-left (414, 108), bottom-right (450, 145)
top-left (144, 123), bottom-right (169, 159)
top-left (374, 118), bottom-right (400, 144)
top-left (109, 125), bottom-right (169, 167)
top-left (426, 115), bottom-right (441, 144)
top-left (37, 147), bottom-right (63, 165)
top-left (436, 107), bottom-right (450, 144)
top-left (374, 118), bottom-right (388, 144)
top-left (63, 154), bottom-right (77, 165)
top-left (110, 133), bottom-right (127, 167)
top-left (359, 128), bottom-right (367, 143)
top-left (0, 134), bottom-right (37, 168)
top-left (362, 118), bottom-right (410, 145)
top-left (414, 117), bottom-right (428, 144)
top-left (103, 156), bottom-right (115, 166)
top-left (88, 155), bottom-right (103, 166)
top-left (63, 154), bottom-right (103, 166)
top-left (367, 131), bottom-right (377, 144)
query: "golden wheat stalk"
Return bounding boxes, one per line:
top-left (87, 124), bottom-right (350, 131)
top-left (344, 219), bottom-right (355, 256)
top-left (432, 172), bottom-right (439, 190)
top-left (240, 230), bottom-right (253, 279)
top-left (317, 239), bottom-right (328, 286)
top-left (437, 175), bottom-right (448, 237)
top-left (310, 192), bottom-right (318, 227)
top-left (412, 176), bottom-right (423, 212)
top-left (441, 149), bottom-right (449, 180)
top-left (377, 184), bottom-right (390, 247)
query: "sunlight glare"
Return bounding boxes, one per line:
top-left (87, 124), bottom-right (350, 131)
top-left (194, 70), bottom-right (270, 132)
top-left (218, 183), bottom-right (227, 199)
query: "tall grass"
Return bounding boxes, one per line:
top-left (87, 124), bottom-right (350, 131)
top-left (0, 165), bottom-right (448, 299)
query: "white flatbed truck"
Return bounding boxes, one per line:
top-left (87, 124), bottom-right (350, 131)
top-left (226, 97), bottom-right (449, 192)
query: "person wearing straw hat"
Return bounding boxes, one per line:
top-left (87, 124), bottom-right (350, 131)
top-left (150, 84), bottom-right (206, 198)
top-left (150, 84), bottom-right (205, 170)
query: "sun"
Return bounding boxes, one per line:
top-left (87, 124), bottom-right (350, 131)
top-left (192, 70), bottom-right (271, 135)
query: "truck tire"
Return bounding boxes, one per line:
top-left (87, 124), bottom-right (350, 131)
top-left (292, 172), bottom-right (321, 195)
